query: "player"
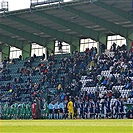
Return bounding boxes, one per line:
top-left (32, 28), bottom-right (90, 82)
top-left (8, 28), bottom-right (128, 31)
top-left (89, 99), bottom-right (95, 119)
top-left (106, 98), bottom-right (111, 118)
top-left (95, 99), bottom-right (100, 119)
top-left (64, 101), bottom-right (68, 119)
top-left (80, 102), bottom-right (84, 119)
top-left (41, 100), bottom-right (48, 119)
top-left (18, 102), bottom-right (22, 119)
top-left (77, 102), bottom-right (81, 119)
top-left (25, 102), bottom-right (31, 119)
top-left (84, 101), bottom-right (88, 119)
top-left (32, 100), bottom-right (37, 119)
top-left (48, 102), bottom-right (54, 119)
top-left (59, 101), bottom-right (64, 119)
top-left (73, 99), bottom-right (78, 119)
top-left (13, 102), bottom-right (18, 119)
top-left (54, 102), bottom-right (59, 119)
top-left (21, 103), bottom-right (26, 119)
top-left (10, 103), bottom-right (15, 119)
top-left (67, 99), bottom-right (74, 119)
top-left (3, 102), bottom-right (9, 119)
top-left (114, 99), bottom-right (120, 118)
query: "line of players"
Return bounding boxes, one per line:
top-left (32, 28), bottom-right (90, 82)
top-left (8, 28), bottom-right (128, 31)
top-left (45, 98), bottom-right (127, 119)
top-left (0, 98), bottom-right (128, 119)
top-left (1, 102), bottom-right (31, 119)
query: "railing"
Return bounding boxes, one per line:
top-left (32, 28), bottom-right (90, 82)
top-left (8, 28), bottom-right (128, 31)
top-left (30, 0), bottom-right (63, 8)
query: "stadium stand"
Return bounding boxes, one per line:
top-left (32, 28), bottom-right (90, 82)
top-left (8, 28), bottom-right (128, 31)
top-left (0, 43), bottom-right (133, 119)
top-left (0, 0), bottom-right (133, 120)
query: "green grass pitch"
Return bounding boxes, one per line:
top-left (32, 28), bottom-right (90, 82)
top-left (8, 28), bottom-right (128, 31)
top-left (0, 119), bottom-right (133, 133)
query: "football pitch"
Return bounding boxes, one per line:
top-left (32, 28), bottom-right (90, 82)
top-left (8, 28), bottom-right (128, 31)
top-left (0, 119), bottom-right (133, 133)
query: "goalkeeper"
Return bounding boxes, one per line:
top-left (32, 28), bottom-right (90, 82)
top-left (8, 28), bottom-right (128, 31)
top-left (67, 99), bottom-right (74, 119)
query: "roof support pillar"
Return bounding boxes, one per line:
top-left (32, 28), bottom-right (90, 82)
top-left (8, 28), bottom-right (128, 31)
top-left (22, 43), bottom-right (31, 60)
top-left (126, 32), bottom-right (133, 50)
top-left (0, 44), bottom-right (10, 61)
top-left (126, 39), bottom-right (132, 51)
top-left (99, 35), bottom-right (107, 54)
top-left (46, 41), bottom-right (55, 55)
top-left (70, 38), bottom-right (80, 54)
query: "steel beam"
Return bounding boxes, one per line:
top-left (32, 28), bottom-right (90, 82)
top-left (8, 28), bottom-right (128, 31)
top-left (34, 11), bottom-right (107, 45)
top-left (94, 0), bottom-right (133, 22)
top-left (0, 23), bottom-right (49, 46)
top-left (62, 6), bottom-right (133, 42)
top-left (0, 34), bottom-right (30, 53)
top-left (7, 15), bottom-right (79, 45)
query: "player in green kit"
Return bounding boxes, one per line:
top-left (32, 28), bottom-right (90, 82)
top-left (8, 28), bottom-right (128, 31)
top-left (4, 102), bottom-right (9, 119)
top-left (25, 102), bottom-right (31, 119)
top-left (21, 103), bottom-right (26, 119)
top-left (10, 103), bottom-right (14, 119)
top-left (13, 102), bottom-right (18, 119)
top-left (18, 102), bottom-right (22, 119)
top-left (41, 100), bottom-right (49, 119)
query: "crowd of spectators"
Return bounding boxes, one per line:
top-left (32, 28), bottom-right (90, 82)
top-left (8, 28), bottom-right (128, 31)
top-left (0, 43), bottom-right (133, 119)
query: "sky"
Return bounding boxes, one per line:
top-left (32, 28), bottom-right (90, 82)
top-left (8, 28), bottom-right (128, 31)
top-left (0, 0), bottom-right (71, 11)
top-left (0, 0), bottom-right (30, 11)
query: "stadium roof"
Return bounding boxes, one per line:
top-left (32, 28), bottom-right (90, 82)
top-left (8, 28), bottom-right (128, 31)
top-left (0, 0), bottom-right (133, 50)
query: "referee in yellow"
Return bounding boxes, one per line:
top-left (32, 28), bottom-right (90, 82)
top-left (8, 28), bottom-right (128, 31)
top-left (67, 99), bottom-right (74, 119)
